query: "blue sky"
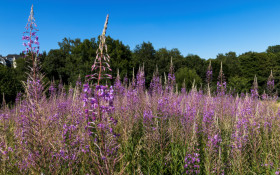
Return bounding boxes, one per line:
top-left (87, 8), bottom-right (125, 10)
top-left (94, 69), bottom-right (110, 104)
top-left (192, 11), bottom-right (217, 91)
top-left (1, 0), bottom-right (280, 59)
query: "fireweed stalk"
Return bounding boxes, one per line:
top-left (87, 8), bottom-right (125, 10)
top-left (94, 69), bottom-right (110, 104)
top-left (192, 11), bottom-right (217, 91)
top-left (206, 61), bottom-right (212, 96)
top-left (166, 58), bottom-right (176, 93)
top-left (251, 75), bottom-right (259, 99)
top-left (149, 66), bottom-right (163, 96)
top-left (22, 4), bottom-right (42, 103)
top-left (136, 65), bottom-right (145, 92)
top-left (83, 14), bottom-right (120, 174)
top-left (217, 61), bottom-right (226, 121)
top-left (14, 5), bottom-right (91, 174)
top-left (267, 70), bottom-right (275, 99)
top-left (17, 5), bottom-right (53, 173)
top-left (217, 62), bottom-right (226, 96)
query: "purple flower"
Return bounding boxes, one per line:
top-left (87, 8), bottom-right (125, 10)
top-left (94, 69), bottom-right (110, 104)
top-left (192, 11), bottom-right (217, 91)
top-left (83, 84), bottom-right (89, 92)
top-left (217, 62), bottom-right (226, 95)
top-left (206, 61), bottom-right (212, 84)
top-left (22, 5), bottom-right (39, 56)
top-left (185, 151), bottom-right (200, 174)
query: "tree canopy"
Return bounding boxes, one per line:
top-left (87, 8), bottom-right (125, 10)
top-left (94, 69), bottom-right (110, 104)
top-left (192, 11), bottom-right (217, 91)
top-left (1, 36), bottom-right (280, 104)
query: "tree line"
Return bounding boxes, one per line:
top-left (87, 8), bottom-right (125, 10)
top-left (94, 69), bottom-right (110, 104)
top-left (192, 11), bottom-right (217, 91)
top-left (1, 36), bottom-right (280, 104)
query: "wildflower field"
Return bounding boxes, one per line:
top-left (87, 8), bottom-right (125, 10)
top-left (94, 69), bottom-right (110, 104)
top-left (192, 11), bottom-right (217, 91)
top-left (1, 5), bottom-right (280, 175)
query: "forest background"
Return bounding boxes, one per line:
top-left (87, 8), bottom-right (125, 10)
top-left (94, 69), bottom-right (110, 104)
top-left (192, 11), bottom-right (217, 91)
top-left (1, 37), bottom-right (280, 105)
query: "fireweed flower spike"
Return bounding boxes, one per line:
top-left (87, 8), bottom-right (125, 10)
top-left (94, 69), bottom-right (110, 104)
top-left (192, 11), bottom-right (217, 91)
top-left (21, 4), bottom-right (46, 106)
top-left (88, 14), bottom-right (112, 84)
top-left (267, 70), bottom-right (275, 98)
top-left (206, 60), bottom-right (212, 96)
top-left (17, 5), bottom-right (51, 172)
top-left (22, 4), bottom-right (43, 101)
top-left (83, 14), bottom-right (119, 174)
top-left (206, 60), bottom-right (213, 85)
top-left (217, 62), bottom-right (226, 96)
top-left (22, 5), bottom-right (39, 57)
top-left (166, 57), bottom-right (175, 93)
top-left (136, 65), bottom-right (145, 92)
top-left (149, 65), bottom-right (162, 96)
top-left (251, 75), bottom-right (259, 99)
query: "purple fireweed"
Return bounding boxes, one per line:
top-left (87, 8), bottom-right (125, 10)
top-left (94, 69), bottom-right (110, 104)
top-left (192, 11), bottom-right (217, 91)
top-left (131, 67), bottom-right (136, 88)
top-left (217, 62), bottom-right (226, 96)
top-left (49, 80), bottom-right (57, 97)
top-left (250, 75), bottom-right (259, 99)
top-left (2, 72), bottom-right (280, 174)
top-left (206, 60), bottom-right (213, 85)
top-left (114, 69), bottom-right (125, 95)
top-left (83, 14), bottom-right (119, 174)
top-left (22, 5), bottom-right (41, 90)
top-left (202, 100), bottom-right (215, 132)
top-left (208, 133), bottom-right (222, 150)
top-left (22, 5), bottom-right (39, 56)
top-left (136, 66), bottom-right (145, 91)
top-left (185, 151), bottom-right (200, 174)
top-left (22, 4), bottom-right (45, 104)
top-left (123, 74), bottom-right (128, 87)
top-left (166, 58), bottom-right (176, 93)
top-left (267, 70), bottom-right (275, 98)
top-left (16, 5), bottom-right (63, 173)
top-left (149, 66), bottom-right (163, 96)
top-left (261, 91), bottom-right (268, 100)
top-left (83, 84), bottom-right (118, 173)
top-left (181, 79), bottom-right (186, 94)
top-left (206, 61), bottom-right (213, 96)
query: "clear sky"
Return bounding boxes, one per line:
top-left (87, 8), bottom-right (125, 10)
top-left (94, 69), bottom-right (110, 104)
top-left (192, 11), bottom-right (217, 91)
top-left (1, 0), bottom-right (280, 59)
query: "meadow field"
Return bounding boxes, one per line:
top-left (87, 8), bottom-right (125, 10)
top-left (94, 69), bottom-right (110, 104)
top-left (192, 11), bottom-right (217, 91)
top-left (1, 65), bottom-right (280, 174)
top-left (1, 5), bottom-right (280, 175)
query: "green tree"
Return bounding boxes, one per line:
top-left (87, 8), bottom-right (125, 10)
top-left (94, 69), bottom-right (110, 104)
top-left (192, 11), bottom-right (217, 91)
top-left (266, 45), bottom-right (280, 54)
top-left (238, 52), bottom-right (276, 93)
top-left (228, 76), bottom-right (250, 93)
top-left (0, 66), bottom-right (22, 105)
top-left (155, 48), bottom-right (185, 77)
top-left (182, 54), bottom-right (207, 81)
top-left (43, 49), bottom-right (68, 83)
top-left (42, 38), bottom-right (98, 85)
top-left (106, 36), bottom-right (133, 81)
top-left (216, 52), bottom-right (240, 77)
top-left (175, 67), bottom-right (202, 91)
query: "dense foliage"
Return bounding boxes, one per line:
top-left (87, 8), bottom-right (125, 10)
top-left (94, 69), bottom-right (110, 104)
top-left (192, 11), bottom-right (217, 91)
top-left (2, 40), bottom-right (280, 104)
top-left (1, 67), bottom-right (280, 174)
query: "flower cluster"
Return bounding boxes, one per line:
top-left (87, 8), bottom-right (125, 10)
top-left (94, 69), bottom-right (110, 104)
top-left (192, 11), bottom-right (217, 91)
top-left (149, 71), bottom-right (162, 95)
top-left (251, 89), bottom-right (258, 99)
top-left (185, 152), bottom-right (200, 174)
top-left (217, 62), bottom-right (226, 95)
top-left (208, 134), bottom-right (222, 150)
top-left (83, 84), bottom-right (114, 119)
top-left (267, 70), bottom-right (275, 98)
top-left (167, 58), bottom-right (176, 92)
top-left (114, 70), bottom-right (125, 95)
top-left (136, 66), bottom-right (145, 91)
top-left (206, 61), bottom-right (212, 85)
top-left (22, 5), bottom-right (39, 56)
top-left (83, 14), bottom-right (120, 174)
